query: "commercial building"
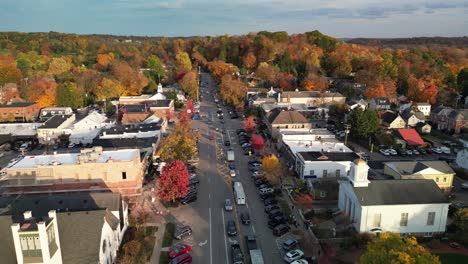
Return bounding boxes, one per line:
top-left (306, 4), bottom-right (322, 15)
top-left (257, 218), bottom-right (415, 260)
top-left (0, 147), bottom-right (149, 198)
top-left (0, 102), bottom-right (40, 122)
top-left (0, 192), bottom-right (128, 264)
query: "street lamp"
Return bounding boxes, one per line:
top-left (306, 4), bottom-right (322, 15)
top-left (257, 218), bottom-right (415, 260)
top-left (344, 124), bottom-right (351, 145)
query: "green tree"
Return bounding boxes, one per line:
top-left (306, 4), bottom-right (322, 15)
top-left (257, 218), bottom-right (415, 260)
top-left (348, 108), bottom-right (379, 140)
top-left (56, 82), bottom-right (85, 109)
top-left (175, 52), bottom-right (192, 72)
top-left (452, 208), bottom-right (468, 246)
top-left (279, 49), bottom-right (296, 75)
top-left (15, 57), bottom-right (31, 77)
top-left (147, 55), bottom-right (165, 82)
top-left (457, 68), bottom-right (468, 97)
top-left (360, 232), bottom-right (440, 264)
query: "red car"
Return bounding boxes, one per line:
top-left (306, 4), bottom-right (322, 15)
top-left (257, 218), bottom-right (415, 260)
top-left (169, 253), bottom-right (192, 264)
top-left (169, 244), bottom-right (192, 259)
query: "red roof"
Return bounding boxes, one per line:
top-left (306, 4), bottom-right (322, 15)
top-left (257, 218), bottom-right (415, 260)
top-left (397, 128), bottom-right (424, 146)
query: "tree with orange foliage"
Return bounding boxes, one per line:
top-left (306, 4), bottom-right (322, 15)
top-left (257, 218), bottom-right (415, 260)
top-left (276, 72), bottom-right (294, 90)
top-left (421, 85), bottom-right (438, 105)
top-left (111, 60), bottom-right (148, 96)
top-left (47, 57), bottom-right (72, 75)
top-left (243, 116), bottom-right (256, 132)
top-left (207, 61), bottom-right (239, 83)
top-left (363, 84), bottom-right (386, 99)
top-left (96, 53), bottom-right (115, 71)
top-left (192, 51), bottom-right (207, 67)
top-left (256, 62), bottom-right (278, 86)
top-left (219, 75), bottom-right (247, 108)
top-left (302, 72), bottom-right (329, 92)
top-left (381, 79), bottom-right (397, 98)
top-left (26, 79), bottom-right (57, 107)
top-left (243, 52), bottom-right (257, 70)
top-left (407, 76), bottom-right (425, 101)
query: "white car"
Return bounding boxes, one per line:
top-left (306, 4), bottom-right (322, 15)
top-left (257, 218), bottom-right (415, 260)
top-left (379, 149), bottom-right (390, 156)
top-left (461, 182), bottom-right (468, 190)
top-left (433, 147), bottom-right (443, 154)
top-left (284, 249), bottom-right (304, 263)
top-left (230, 169), bottom-right (236, 177)
top-left (68, 142), bottom-right (75, 148)
top-left (388, 149), bottom-right (397, 155)
top-left (291, 260), bottom-right (309, 264)
top-left (441, 147), bottom-right (451, 154)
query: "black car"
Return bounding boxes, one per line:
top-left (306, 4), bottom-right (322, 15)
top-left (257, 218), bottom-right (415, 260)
top-left (259, 193), bottom-right (274, 200)
top-left (264, 198), bottom-right (278, 206)
top-left (268, 209), bottom-right (284, 220)
top-left (240, 212), bottom-right (251, 225)
top-left (268, 216), bottom-right (287, 229)
top-left (180, 194), bottom-right (197, 204)
top-left (248, 160), bottom-right (261, 165)
top-left (224, 140), bottom-right (231, 146)
top-left (236, 129), bottom-right (246, 134)
top-left (174, 226), bottom-right (192, 240)
top-left (244, 148), bottom-right (253, 155)
top-left (226, 220), bottom-right (237, 236)
top-left (228, 162), bottom-right (235, 170)
top-left (264, 204), bottom-right (280, 213)
top-left (255, 178), bottom-right (267, 186)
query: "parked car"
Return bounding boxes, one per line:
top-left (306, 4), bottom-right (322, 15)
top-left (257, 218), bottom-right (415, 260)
top-left (268, 216), bottom-right (287, 229)
top-left (412, 149), bottom-right (420, 155)
top-left (284, 249), bottom-right (304, 263)
top-left (441, 147), bottom-right (451, 154)
top-left (180, 194), bottom-right (197, 205)
top-left (397, 149), bottom-right (407, 156)
top-left (264, 198), bottom-right (278, 206)
top-left (268, 209), bottom-right (284, 219)
top-left (461, 182), bottom-right (468, 189)
top-left (273, 224), bottom-right (290, 236)
top-left (282, 239), bottom-right (299, 251)
top-left (225, 198), bottom-right (233, 211)
top-left (387, 149), bottom-right (397, 155)
top-left (432, 147), bottom-right (443, 154)
top-left (68, 142), bottom-right (75, 148)
top-left (259, 192), bottom-right (274, 200)
top-left (169, 243), bottom-right (192, 259)
top-left (230, 169), bottom-right (236, 177)
top-left (174, 226), bottom-right (192, 240)
top-left (406, 149), bottom-right (413, 155)
top-left (379, 149), bottom-right (390, 156)
top-left (228, 162), bottom-right (235, 170)
top-left (169, 253), bottom-right (192, 264)
top-left (265, 204), bottom-right (280, 213)
top-left (240, 212), bottom-right (251, 225)
top-left (291, 260), bottom-right (309, 264)
top-left (226, 220), bottom-right (237, 236)
top-left (248, 160), bottom-right (261, 165)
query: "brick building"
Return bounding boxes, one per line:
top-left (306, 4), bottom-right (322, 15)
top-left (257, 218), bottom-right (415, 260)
top-left (0, 102), bottom-right (40, 122)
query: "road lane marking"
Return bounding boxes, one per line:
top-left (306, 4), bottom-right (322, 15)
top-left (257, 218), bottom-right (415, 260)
top-left (221, 209), bottom-right (229, 264)
top-left (246, 202), bottom-right (249, 209)
top-left (209, 208), bottom-right (212, 264)
top-left (209, 194), bottom-right (211, 200)
top-left (251, 225), bottom-right (256, 234)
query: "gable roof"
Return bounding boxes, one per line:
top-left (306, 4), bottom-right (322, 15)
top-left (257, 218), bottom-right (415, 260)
top-left (384, 161), bottom-right (455, 175)
top-left (0, 102), bottom-right (37, 108)
top-left (267, 109), bottom-right (309, 124)
top-left (381, 111), bottom-right (398, 124)
top-left (299, 151), bottom-right (359, 162)
top-left (351, 179), bottom-right (449, 206)
top-left (397, 128), bottom-right (424, 145)
top-left (40, 114), bottom-right (73, 129)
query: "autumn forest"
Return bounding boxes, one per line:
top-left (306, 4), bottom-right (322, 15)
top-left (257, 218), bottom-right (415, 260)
top-left (0, 31), bottom-right (467, 110)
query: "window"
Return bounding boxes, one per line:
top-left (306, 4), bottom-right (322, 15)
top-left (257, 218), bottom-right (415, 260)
top-left (309, 170), bottom-right (315, 176)
top-left (323, 170), bottom-right (327, 177)
top-left (320, 191), bottom-right (326, 198)
top-left (427, 212), bottom-right (435, 226)
top-left (424, 232), bottom-right (433, 237)
top-left (122, 172), bottom-right (127, 180)
top-left (336, 169), bottom-right (341, 177)
top-left (435, 177), bottom-right (439, 182)
top-left (347, 170), bottom-right (350, 176)
top-left (373, 213), bottom-right (381, 227)
top-left (443, 177), bottom-right (447, 182)
top-left (400, 213), bottom-right (408, 226)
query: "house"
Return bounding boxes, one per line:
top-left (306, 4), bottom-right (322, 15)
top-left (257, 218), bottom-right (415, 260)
top-left (380, 111), bottom-right (406, 129)
top-left (368, 98), bottom-right (391, 111)
top-left (401, 109), bottom-right (426, 127)
top-left (338, 159), bottom-right (449, 236)
top-left (414, 103), bottom-right (431, 117)
top-left (0, 192), bottom-right (128, 264)
top-left (0, 83), bottom-right (20, 103)
top-left (383, 161), bottom-right (455, 192)
top-left (0, 101), bottom-right (40, 122)
top-left (431, 106), bottom-right (468, 134)
top-left (39, 107), bottom-right (73, 122)
top-left (120, 100), bottom-right (174, 124)
top-left (416, 123), bottom-right (432, 134)
top-left (295, 151), bottom-right (360, 180)
top-left (396, 128), bottom-right (425, 147)
top-left (37, 114), bottom-right (76, 144)
top-left (346, 99), bottom-right (367, 111)
top-left (0, 147), bottom-right (149, 198)
top-left (277, 90), bottom-right (345, 107)
top-left (265, 108), bottom-right (311, 139)
top-left (69, 111), bottom-right (108, 144)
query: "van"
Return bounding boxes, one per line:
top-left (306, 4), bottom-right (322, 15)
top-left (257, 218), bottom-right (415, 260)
top-left (273, 224), bottom-right (290, 236)
top-left (259, 188), bottom-right (274, 195)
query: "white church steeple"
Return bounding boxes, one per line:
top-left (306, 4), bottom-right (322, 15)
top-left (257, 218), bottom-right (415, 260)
top-left (349, 159), bottom-right (370, 187)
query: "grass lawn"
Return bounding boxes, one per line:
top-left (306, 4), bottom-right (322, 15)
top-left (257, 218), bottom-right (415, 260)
top-left (117, 225), bottom-right (158, 263)
top-left (162, 222), bottom-right (176, 247)
top-left (437, 253), bottom-right (468, 264)
top-left (159, 251), bottom-right (170, 264)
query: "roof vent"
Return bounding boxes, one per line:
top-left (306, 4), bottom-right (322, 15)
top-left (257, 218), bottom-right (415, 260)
top-left (23, 211), bottom-right (32, 220)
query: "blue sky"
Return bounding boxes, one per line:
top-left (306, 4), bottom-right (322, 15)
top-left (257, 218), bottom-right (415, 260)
top-left (1, 0), bottom-right (467, 37)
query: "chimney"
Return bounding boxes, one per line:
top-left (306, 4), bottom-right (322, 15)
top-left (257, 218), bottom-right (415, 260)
top-left (23, 211), bottom-right (32, 220)
top-left (277, 92), bottom-right (281, 102)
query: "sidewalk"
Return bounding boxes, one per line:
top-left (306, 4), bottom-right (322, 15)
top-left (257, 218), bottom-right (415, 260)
top-left (149, 223), bottom-right (166, 264)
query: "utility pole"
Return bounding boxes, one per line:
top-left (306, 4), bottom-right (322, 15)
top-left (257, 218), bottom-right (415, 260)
top-left (344, 124), bottom-right (351, 145)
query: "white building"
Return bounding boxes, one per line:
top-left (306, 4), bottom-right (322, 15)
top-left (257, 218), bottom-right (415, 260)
top-left (0, 192), bottom-right (128, 264)
top-left (69, 111), bottom-right (109, 144)
top-left (338, 159), bottom-right (450, 236)
top-left (37, 114), bottom-right (76, 144)
top-left (414, 103), bottom-right (432, 117)
top-left (39, 107), bottom-right (73, 121)
top-left (295, 151), bottom-right (360, 179)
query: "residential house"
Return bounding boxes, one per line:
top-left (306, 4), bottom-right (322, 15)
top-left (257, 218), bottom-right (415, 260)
top-left (0, 192), bottom-right (128, 264)
top-left (39, 107), bottom-right (73, 122)
top-left (295, 151), bottom-right (360, 180)
top-left (0, 102), bottom-right (40, 122)
top-left (414, 103), bottom-right (431, 117)
top-left (36, 114), bottom-right (76, 144)
top-left (431, 106), bottom-right (468, 134)
top-left (69, 111), bottom-right (108, 144)
top-left (380, 111), bottom-right (406, 129)
top-left (401, 109), bottom-right (426, 127)
top-left (278, 90), bottom-right (345, 107)
top-left (368, 98), bottom-right (391, 111)
top-left (346, 99), bottom-right (367, 111)
top-left (120, 100), bottom-right (173, 124)
top-left (0, 147), bottom-right (149, 198)
top-left (338, 159), bottom-right (449, 236)
top-left (265, 108), bottom-right (311, 139)
top-left (416, 123), bottom-right (432, 134)
top-left (383, 161), bottom-right (455, 192)
top-left (396, 128), bottom-right (425, 148)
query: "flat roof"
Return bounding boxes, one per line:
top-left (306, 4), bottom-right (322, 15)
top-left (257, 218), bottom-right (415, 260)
top-left (284, 139), bottom-right (352, 153)
top-left (9, 149), bottom-right (138, 169)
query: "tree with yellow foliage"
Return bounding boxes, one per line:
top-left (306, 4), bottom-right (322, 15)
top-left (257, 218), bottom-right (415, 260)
top-left (262, 154), bottom-right (281, 185)
top-left (360, 232), bottom-right (440, 264)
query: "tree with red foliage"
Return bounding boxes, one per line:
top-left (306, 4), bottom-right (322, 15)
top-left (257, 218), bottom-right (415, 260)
top-left (363, 84), bottom-right (386, 99)
top-left (165, 110), bottom-right (175, 122)
top-left (243, 116), bottom-right (256, 132)
top-left (177, 109), bottom-right (191, 129)
top-left (251, 135), bottom-right (264, 150)
top-left (186, 99), bottom-right (195, 115)
top-left (175, 68), bottom-right (188, 82)
top-left (421, 84), bottom-right (438, 105)
top-left (157, 160), bottom-right (189, 203)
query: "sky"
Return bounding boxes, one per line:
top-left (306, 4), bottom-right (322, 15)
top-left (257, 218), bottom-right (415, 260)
top-left (1, 0), bottom-right (467, 38)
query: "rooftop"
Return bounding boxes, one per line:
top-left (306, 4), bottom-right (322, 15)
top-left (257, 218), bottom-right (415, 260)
top-left (397, 128), bottom-right (424, 146)
top-left (298, 151), bottom-right (359, 161)
top-left (92, 137), bottom-right (157, 149)
top-left (0, 102), bottom-right (37, 108)
top-left (384, 161), bottom-right (455, 175)
top-left (281, 91), bottom-right (344, 98)
top-left (8, 149), bottom-right (138, 169)
top-left (40, 114), bottom-right (73, 129)
top-left (352, 179), bottom-right (449, 206)
top-left (284, 140), bottom-right (352, 154)
top-left (268, 109), bottom-right (309, 124)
